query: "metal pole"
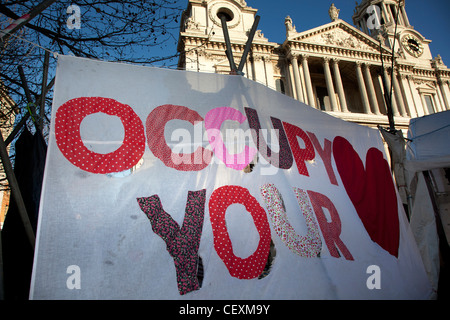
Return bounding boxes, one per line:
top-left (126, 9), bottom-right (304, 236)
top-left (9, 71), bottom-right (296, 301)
top-left (387, 0), bottom-right (403, 132)
top-left (18, 66), bottom-right (42, 134)
top-left (39, 51), bottom-right (50, 133)
top-left (5, 77), bottom-right (54, 146)
top-left (379, 40), bottom-right (395, 132)
top-left (0, 0), bottom-right (57, 43)
top-left (220, 14), bottom-right (238, 73)
top-left (238, 15), bottom-right (260, 73)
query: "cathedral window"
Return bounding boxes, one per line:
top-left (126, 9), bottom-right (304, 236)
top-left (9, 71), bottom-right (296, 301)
top-left (423, 95), bottom-right (436, 114)
top-left (316, 87), bottom-right (328, 111)
top-left (217, 8), bottom-right (234, 22)
top-left (275, 79), bottom-right (285, 94)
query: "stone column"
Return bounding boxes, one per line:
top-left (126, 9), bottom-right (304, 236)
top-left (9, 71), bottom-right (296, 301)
top-left (263, 56), bottom-right (275, 89)
top-left (323, 57), bottom-right (338, 112)
top-left (400, 74), bottom-right (417, 118)
top-left (376, 73), bottom-right (386, 114)
top-left (439, 80), bottom-right (450, 110)
top-left (301, 54), bottom-right (315, 108)
top-left (381, 3), bottom-right (390, 23)
top-left (290, 55), bottom-right (303, 102)
top-left (355, 61), bottom-right (372, 114)
top-left (283, 63), bottom-right (292, 98)
top-left (406, 75), bottom-right (418, 117)
top-left (392, 71), bottom-right (407, 116)
top-left (288, 63), bottom-right (297, 100)
top-left (401, 6), bottom-right (410, 26)
top-left (408, 75), bottom-right (425, 117)
top-left (299, 62), bottom-right (307, 103)
top-left (433, 93), bottom-right (443, 112)
top-left (332, 58), bottom-right (348, 112)
top-left (362, 63), bottom-right (379, 115)
top-left (395, 6), bottom-right (404, 26)
top-left (253, 54), bottom-right (267, 86)
top-left (383, 67), bottom-right (400, 116)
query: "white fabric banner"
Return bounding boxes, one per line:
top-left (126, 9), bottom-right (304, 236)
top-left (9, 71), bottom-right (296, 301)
top-left (30, 55), bottom-right (431, 299)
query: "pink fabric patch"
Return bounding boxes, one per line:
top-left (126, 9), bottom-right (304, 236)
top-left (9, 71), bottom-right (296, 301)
top-left (205, 107), bottom-right (257, 170)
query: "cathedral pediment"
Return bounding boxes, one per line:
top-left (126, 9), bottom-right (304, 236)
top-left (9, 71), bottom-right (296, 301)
top-left (288, 20), bottom-right (389, 54)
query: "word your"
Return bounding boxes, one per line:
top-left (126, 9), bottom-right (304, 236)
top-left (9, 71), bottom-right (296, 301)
top-left (137, 184), bottom-right (353, 295)
top-left (66, 4), bottom-right (81, 30)
top-left (66, 265), bottom-right (81, 290)
top-left (366, 4), bottom-right (382, 30)
top-left (366, 265), bottom-right (381, 290)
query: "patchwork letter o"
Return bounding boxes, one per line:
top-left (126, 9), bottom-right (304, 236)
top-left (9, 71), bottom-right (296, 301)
top-left (55, 97), bottom-right (145, 174)
top-left (209, 185), bottom-right (271, 279)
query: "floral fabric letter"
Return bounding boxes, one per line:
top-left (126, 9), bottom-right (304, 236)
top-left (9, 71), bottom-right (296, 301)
top-left (137, 189), bottom-right (207, 295)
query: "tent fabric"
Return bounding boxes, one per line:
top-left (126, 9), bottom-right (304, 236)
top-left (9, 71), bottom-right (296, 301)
top-left (2, 128), bottom-right (47, 300)
top-left (30, 55), bottom-right (431, 299)
top-left (403, 110), bottom-right (450, 299)
top-left (409, 173), bottom-right (440, 299)
top-left (380, 129), bottom-right (409, 206)
top-left (406, 110), bottom-right (450, 174)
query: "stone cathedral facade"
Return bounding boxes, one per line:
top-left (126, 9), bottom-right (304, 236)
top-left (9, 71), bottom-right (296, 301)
top-left (177, 0), bottom-right (450, 130)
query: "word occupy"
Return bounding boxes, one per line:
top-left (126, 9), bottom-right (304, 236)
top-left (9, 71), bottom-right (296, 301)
top-left (55, 97), bottom-right (337, 183)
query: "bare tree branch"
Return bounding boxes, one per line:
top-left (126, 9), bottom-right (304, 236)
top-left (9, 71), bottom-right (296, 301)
top-left (0, 0), bottom-right (184, 185)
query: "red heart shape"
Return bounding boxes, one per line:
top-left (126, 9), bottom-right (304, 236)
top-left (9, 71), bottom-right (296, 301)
top-left (333, 136), bottom-right (399, 257)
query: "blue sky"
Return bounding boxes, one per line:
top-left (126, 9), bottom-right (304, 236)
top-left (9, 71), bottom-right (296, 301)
top-left (247, 0), bottom-right (450, 63)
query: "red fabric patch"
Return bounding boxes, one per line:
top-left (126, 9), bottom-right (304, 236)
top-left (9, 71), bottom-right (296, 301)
top-left (55, 97), bottom-right (145, 174)
top-left (308, 190), bottom-right (353, 260)
top-left (282, 121), bottom-right (315, 176)
top-left (306, 132), bottom-right (338, 186)
top-left (146, 104), bottom-right (213, 171)
top-left (209, 185), bottom-right (271, 279)
top-left (333, 136), bottom-right (399, 257)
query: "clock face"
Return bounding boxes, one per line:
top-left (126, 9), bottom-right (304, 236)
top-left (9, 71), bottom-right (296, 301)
top-left (402, 34), bottom-right (424, 57)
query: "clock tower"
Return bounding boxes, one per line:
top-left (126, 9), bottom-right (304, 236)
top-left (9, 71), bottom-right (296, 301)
top-left (352, 0), bottom-right (450, 116)
top-left (352, 0), bottom-right (432, 63)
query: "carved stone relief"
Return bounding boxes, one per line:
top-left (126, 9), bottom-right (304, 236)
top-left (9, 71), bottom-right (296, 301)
top-left (300, 28), bottom-right (376, 52)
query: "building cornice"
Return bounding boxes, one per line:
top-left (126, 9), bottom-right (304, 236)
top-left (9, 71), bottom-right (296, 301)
top-left (180, 33), bottom-right (277, 54)
top-left (282, 41), bottom-right (392, 66)
top-left (326, 111), bottom-right (410, 129)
